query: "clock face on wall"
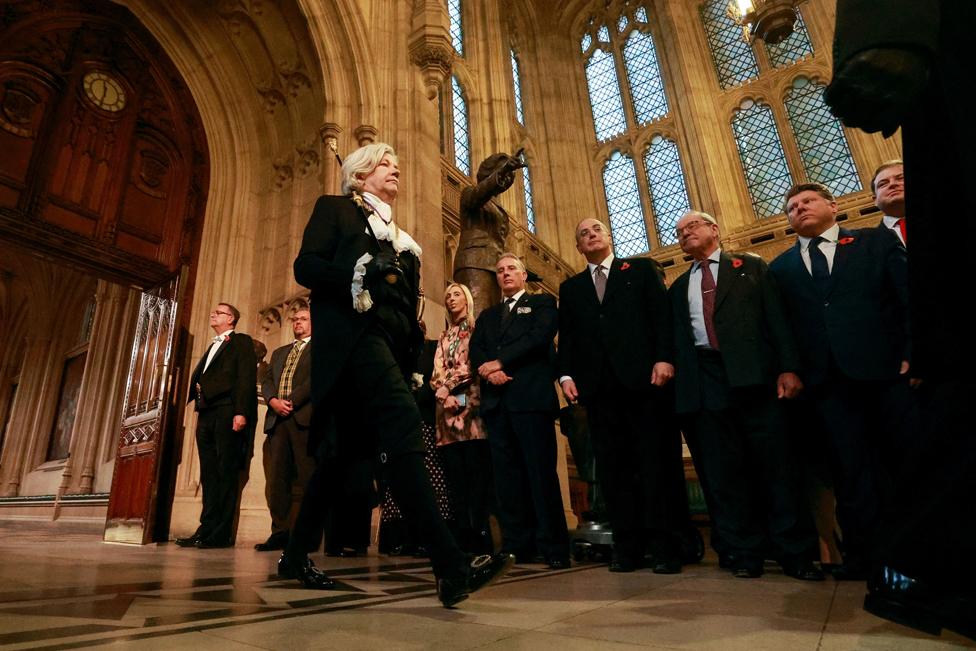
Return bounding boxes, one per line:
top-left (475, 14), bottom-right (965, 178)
top-left (82, 71), bottom-right (126, 112)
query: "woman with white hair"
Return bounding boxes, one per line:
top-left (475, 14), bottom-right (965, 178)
top-left (285, 142), bottom-right (514, 607)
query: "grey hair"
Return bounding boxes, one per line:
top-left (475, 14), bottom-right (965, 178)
top-left (681, 210), bottom-right (718, 226)
top-left (496, 252), bottom-right (526, 272)
top-left (341, 142), bottom-right (398, 195)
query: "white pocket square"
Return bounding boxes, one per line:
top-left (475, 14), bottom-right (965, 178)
top-left (516, 306), bottom-right (532, 314)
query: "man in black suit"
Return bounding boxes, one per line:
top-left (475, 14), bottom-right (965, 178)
top-left (255, 308), bottom-right (315, 552)
top-left (558, 218), bottom-right (686, 574)
top-left (872, 161), bottom-right (907, 247)
top-left (670, 210), bottom-right (821, 580)
top-left (769, 183), bottom-right (913, 580)
top-left (469, 253), bottom-right (569, 569)
top-left (177, 303), bottom-right (258, 549)
top-left (285, 142), bottom-right (512, 606)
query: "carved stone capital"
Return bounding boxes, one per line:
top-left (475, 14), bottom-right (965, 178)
top-left (409, 0), bottom-right (454, 100)
top-left (354, 124), bottom-right (378, 146)
top-left (318, 122), bottom-right (342, 154)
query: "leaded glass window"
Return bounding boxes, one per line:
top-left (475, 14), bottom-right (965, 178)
top-left (602, 152), bottom-right (649, 257)
top-left (784, 77), bottom-right (862, 196)
top-left (522, 165), bottom-right (536, 233)
top-left (635, 6), bottom-right (648, 22)
top-left (511, 49), bottom-right (525, 125)
top-left (581, 32), bottom-right (592, 52)
top-left (699, 0), bottom-right (759, 89)
top-left (585, 48), bottom-right (627, 141)
top-left (623, 29), bottom-right (668, 124)
top-left (598, 24), bottom-right (610, 42)
top-left (447, 0), bottom-right (463, 56)
top-left (764, 11), bottom-right (813, 68)
top-left (644, 137), bottom-right (691, 246)
top-left (731, 100), bottom-right (793, 218)
top-left (451, 76), bottom-right (471, 175)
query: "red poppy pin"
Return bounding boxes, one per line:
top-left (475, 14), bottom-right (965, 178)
top-left (731, 258), bottom-right (744, 269)
top-left (838, 236), bottom-right (855, 245)
top-left (222, 335), bottom-right (231, 341)
top-left (620, 262), bottom-right (631, 271)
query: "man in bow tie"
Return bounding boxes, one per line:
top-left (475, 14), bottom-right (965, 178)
top-left (177, 302), bottom-right (257, 549)
top-left (469, 253), bottom-right (568, 569)
top-left (255, 308), bottom-right (315, 552)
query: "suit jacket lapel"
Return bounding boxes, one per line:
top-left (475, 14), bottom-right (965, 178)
top-left (204, 337), bottom-right (230, 373)
top-left (601, 258), bottom-right (624, 306)
top-left (825, 227), bottom-right (854, 297)
top-left (672, 272), bottom-right (694, 339)
top-left (714, 253), bottom-right (737, 313)
top-left (787, 240), bottom-right (818, 296)
top-left (498, 294), bottom-right (526, 338)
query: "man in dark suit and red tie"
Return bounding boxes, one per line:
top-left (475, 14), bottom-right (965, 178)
top-left (469, 253), bottom-right (569, 569)
top-left (769, 183), bottom-right (914, 581)
top-left (670, 210), bottom-right (821, 581)
top-left (177, 303), bottom-right (258, 549)
top-left (558, 218), bottom-right (687, 574)
top-left (872, 160), bottom-right (907, 247)
top-left (255, 307), bottom-right (315, 552)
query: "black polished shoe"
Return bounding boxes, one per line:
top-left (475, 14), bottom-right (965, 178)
top-left (547, 558), bottom-right (571, 570)
top-left (652, 558), bottom-right (682, 575)
top-left (438, 553), bottom-right (515, 608)
top-left (174, 533), bottom-right (203, 548)
top-left (864, 566), bottom-right (943, 637)
top-left (254, 532), bottom-right (288, 552)
top-left (782, 560), bottom-right (825, 581)
top-left (278, 553), bottom-right (337, 590)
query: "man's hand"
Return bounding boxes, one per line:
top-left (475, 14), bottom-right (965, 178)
top-left (651, 362), bottom-right (674, 386)
top-left (269, 397), bottom-right (293, 417)
top-left (478, 359), bottom-right (503, 378)
top-left (232, 415), bottom-right (247, 432)
top-left (776, 372), bottom-right (803, 399)
top-left (435, 386), bottom-right (450, 402)
top-left (823, 48), bottom-right (929, 137)
top-left (443, 395), bottom-right (461, 411)
top-left (486, 370), bottom-right (512, 386)
top-left (560, 378), bottom-right (579, 403)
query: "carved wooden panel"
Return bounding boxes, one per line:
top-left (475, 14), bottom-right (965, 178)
top-left (0, 0), bottom-right (209, 289)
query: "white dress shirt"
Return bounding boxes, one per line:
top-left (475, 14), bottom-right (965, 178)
top-left (204, 329), bottom-right (234, 372)
top-left (687, 249), bottom-right (722, 347)
top-left (586, 254), bottom-right (615, 282)
top-left (797, 223), bottom-right (840, 275)
top-left (882, 215), bottom-right (906, 246)
top-left (503, 289), bottom-right (526, 309)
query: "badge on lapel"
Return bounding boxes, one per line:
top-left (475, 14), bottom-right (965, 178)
top-left (732, 258), bottom-right (744, 269)
top-left (839, 236), bottom-right (855, 245)
top-left (620, 262), bottom-right (631, 271)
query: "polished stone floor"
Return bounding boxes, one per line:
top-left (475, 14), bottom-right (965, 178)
top-left (0, 520), bottom-right (972, 650)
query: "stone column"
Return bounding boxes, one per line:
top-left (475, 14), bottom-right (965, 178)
top-left (318, 122), bottom-right (343, 195)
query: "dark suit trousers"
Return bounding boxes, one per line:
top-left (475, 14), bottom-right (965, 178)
top-left (681, 352), bottom-right (816, 563)
top-left (195, 404), bottom-right (244, 544)
top-left (483, 409), bottom-right (569, 561)
top-left (287, 329), bottom-right (468, 580)
top-left (262, 417), bottom-right (315, 535)
top-left (586, 384), bottom-right (686, 562)
top-left (808, 367), bottom-right (918, 562)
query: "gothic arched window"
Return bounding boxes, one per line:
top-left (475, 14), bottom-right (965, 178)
top-left (511, 49), bottom-right (525, 125)
top-left (731, 99), bottom-right (794, 218)
top-left (643, 136), bottom-right (691, 246)
top-left (583, 45), bottom-right (627, 141)
top-left (447, 0), bottom-right (464, 56)
top-left (699, 0), bottom-right (759, 89)
top-left (602, 152), bottom-right (649, 257)
top-left (764, 12), bottom-right (814, 68)
top-left (522, 165), bottom-right (536, 233)
top-left (451, 76), bottom-right (471, 176)
top-left (622, 29), bottom-right (668, 124)
top-left (784, 77), bottom-right (861, 196)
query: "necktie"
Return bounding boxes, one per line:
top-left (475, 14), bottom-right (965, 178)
top-left (593, 265), bottom-right (607, 303)
top-left (699, 260), bottom-right (719, 350)
top-left (808, 236), bottom-right (830, 295)
top-left (896, 218), bottom-right (907, 244)
top-left (278, 340), bottom-right (305, 398)
top-left (501, 297), bottom-right (515, 324)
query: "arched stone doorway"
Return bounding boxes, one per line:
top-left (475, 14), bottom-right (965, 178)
top-left (0, 0), bottom-right (209, 542)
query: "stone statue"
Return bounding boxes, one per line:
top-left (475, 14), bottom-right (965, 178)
top-left (453, 149), bottom-right (526, 318)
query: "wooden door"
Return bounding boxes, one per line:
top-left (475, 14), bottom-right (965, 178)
top-left (104, 271), bottom-right (188, 544)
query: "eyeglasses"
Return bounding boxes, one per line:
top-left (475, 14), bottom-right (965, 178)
top-left (675, 220), bottom-right (715, 237)
top-left (210, 310), bottom-right (233, 317)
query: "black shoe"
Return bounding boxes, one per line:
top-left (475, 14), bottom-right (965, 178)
top-left (196, 538), bottom-right (233, 549)
top-left (278, 553), bottom-right (337, 590)
top-left (864, 566), bottom-right (976, 640)
top-left (254, 532), bottom-right (288, 552)
top-left (652, 558), bottom-right (682, 575)
top-left (438, 553), bottom-right (515, 608)
top-left (175, 534), bottom-right (203, 547)
top-left (782, 560), bottom-right (825, 581)
top-left (547, 558), bottom-right (571, 570)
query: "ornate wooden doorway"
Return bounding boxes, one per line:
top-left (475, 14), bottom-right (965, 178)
top-left (0, 1), bottom-right (209, 542)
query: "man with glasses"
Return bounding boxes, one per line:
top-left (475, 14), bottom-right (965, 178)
top-left (670, 211), bottom-right (821, 581)
top-left (177, 303), bottom-right (257, 548)
top-left (558, 218), bottom-right (688, 574)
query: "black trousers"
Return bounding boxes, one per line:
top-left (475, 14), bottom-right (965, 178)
top-left (262, 418), bottom-right (315, 535)
top-left (680, 354), bottom-right (816, 564)
top-left (483, 410), bottom-right (568, 561)
top-left (287, 329), bottom-right (468, 580)
top-left (807, 369), bottom-right (918, 563)
top-left (439, 439), bottom-right (492, 554)
top-left (585, 383), bottom-right (686, 562)
top-left (195, 404), bottom-right (244, 544)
